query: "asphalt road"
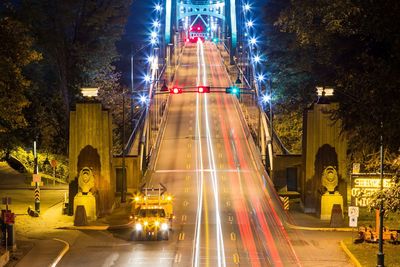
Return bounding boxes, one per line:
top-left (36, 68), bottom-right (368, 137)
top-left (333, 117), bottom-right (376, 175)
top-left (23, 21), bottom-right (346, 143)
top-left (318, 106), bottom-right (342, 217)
top-left (55, 42), bottom-right (353, 267)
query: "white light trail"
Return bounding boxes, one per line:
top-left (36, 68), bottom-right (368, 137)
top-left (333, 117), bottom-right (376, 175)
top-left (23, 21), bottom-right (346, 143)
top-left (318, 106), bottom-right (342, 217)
top-left (204, 94), bottom-right (226, 267)
top-left (192, 93), bottom-right (204, 267)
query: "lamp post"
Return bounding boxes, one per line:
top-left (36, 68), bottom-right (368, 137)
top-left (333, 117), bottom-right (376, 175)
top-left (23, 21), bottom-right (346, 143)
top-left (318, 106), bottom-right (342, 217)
top-left (377, 121), bottom-right (384, 267)
top-left (268, 79), bottom-right (273, 158)
top-left (121, 89), bottom-right (127, 203)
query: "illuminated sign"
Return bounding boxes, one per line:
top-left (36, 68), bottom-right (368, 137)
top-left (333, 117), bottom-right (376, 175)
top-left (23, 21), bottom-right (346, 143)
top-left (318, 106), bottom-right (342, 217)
top-left (351, 174), bottom-right (394, 207)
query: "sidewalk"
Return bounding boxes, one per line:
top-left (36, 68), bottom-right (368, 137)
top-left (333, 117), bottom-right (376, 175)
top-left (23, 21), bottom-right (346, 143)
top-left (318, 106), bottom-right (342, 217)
top-left (286, 200), bottom-right (359, 267)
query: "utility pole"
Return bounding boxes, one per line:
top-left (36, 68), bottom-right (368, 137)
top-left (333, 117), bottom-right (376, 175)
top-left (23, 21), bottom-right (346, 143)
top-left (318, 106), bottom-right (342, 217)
top-left (121, 91), bottom-right (126, 203)
top-left (377, 121), bottom-right (384, 267)
top-left (33, 140), bottom-right (40, 213)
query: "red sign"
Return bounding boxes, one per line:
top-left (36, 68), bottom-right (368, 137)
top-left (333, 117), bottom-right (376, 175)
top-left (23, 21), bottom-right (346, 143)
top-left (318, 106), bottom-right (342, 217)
top-left (50, 159), bottom-right (57, 168)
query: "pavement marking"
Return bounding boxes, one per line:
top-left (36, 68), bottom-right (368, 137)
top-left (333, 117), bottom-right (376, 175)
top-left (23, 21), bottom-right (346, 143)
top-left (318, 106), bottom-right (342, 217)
top-left (226, 201), bottom-right (231, 207)
top-left (233, 253), bottom-right (240, 264)
top-left (178, 232), bottom-right (185, 241)
top-left (221, 175), bottom-right (226, 181)
top-left (183, 200), bottom-right (189, 207)
top-left (186, 163), bottom-right (191, 169)
top-left (230, 232), bottom-right (236, 241)
top-left (219, 163), bottom-right (224, 169)
top-left (187, 143), bottom-right (192, 148)
top-left (223, 187), bottom-right (227, 193)
top-left (181, 215), bottom-right (187, 222)
top-left (228, 215), bottom-right (233, 222)
top-left (184, 187), bottom-right (189, 193)
top-left (186, 175), bottom-right (191, 181)
top-left (174, 253), bottom-right (182, 263)
top-left (186, 153), bottom-right (192, 159)
top-left (219, 153), bottom-right (223, 159)
top-left (50, 238), bottom-right (70, 267)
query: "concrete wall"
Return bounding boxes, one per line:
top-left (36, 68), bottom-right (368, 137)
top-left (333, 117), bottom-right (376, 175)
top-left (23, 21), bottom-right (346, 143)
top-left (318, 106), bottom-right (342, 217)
top-left (273, 154), bottom-right (302, 191)
top-left (113, 156), bottom-right (142, 194)
top-left (69, 102), bottom-right (114, 216)
top-left (302, 103), bottom-right (348, 214)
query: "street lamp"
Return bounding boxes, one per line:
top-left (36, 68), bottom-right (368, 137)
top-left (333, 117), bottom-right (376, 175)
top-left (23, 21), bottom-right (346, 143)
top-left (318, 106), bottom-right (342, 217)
top-left (377, 121), bottom-right (384, 267)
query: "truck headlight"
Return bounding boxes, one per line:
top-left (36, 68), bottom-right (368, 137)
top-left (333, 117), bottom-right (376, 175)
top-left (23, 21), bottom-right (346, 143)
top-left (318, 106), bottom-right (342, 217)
top-left (161, 223), bottom-right (168, 231)
top-left (135, 223), bottom-right (142, 231)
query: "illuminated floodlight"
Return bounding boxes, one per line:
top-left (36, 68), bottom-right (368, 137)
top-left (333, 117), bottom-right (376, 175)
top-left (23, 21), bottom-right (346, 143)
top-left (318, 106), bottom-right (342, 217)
top-left (147, 56), bottom-right (154, 63)
top-left (316, 86), bottom-right (334, 96)
top-left (253, 55), bottom-right (261, 63)
top-left (262, 94), bottom-right (271, 103)
top-left (151, 31), bottom-right (158, 39)
top-left (153, 20), bottom-right (161, 28)
top-left (139, 95), bottom-right (148, 104)
top-left (257, 73), bottom-right (265, 82)
top-left (246, 20), bottom-right (254, 28)
top-left (150, 38), bottom-right (157, 45)
top-left (155, 4), bottom-right (161, 11)
top-left (144, 74), bottom-right (151, 83)
top-left (81, 87), bottom-right (99, 98)
top-left (249, 37), bottom-right (257, 46)
top-left (244, 3), bottom-right (251, 11)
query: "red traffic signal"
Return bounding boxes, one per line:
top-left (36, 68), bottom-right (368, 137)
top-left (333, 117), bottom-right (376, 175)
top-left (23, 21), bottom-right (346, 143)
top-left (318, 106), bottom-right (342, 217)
top-left (197, 86), bottom-right (210, 93)
top-left (170, 87), bottom-right (182, 94)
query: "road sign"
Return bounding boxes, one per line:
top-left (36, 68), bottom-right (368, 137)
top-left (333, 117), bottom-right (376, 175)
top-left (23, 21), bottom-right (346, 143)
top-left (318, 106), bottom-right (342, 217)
top-left (2, 197), bottom-right (11, 205)
top-left (50, 159), bottom-right (57, 168)
top-left (32, 173), bottom-right (41, 183)
top-left (348, 206), bottom-right (359, 217)
top-left (349, 216), bottom-right (358, 227)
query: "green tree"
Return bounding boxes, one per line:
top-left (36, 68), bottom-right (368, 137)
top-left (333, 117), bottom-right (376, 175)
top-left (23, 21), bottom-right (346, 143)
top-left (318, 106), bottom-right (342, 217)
top-left (17, 0), bottom-right (132, 152)
top-left (278, 0), bottom-right (400, 152)
top-left (0, 14), bottom-right (42, 152)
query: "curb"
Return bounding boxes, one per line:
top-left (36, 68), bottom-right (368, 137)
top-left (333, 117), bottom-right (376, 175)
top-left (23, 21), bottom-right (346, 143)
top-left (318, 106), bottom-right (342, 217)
top-left (50, 238), bottom-right (69, 267)
top-left (285, 221), bottom-right (354, 232)
top-left (340, 240), bottom-right (362, 267)
top-left (57, 225), bottom-right (109, 231)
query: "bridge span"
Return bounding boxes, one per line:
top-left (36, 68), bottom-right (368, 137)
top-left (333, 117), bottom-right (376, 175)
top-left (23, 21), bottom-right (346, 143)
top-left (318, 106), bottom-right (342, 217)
top-left (138, 42), bottom-right (300, 266)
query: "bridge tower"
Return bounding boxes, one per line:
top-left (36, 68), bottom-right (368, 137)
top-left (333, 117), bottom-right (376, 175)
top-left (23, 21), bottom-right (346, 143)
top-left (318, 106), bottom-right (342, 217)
top-left (165, 0), bottom-right (238, 64)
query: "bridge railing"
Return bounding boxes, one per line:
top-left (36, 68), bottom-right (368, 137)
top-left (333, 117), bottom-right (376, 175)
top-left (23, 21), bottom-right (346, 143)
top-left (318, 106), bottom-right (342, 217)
top-left (217, 43), bottom-right (290, 160)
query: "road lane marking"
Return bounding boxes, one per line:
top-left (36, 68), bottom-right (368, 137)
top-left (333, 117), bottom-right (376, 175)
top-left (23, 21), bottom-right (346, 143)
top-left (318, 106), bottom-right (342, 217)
top-left (228, 215), bottom-right (233, 222)
top-left (179, 232), bottom-right (185, 241)
top-left (181, 215), bottom-right (187, 222)
top-left (186, 175), bottom-right (191, 181)
top-left (184, 187), bottom-right (189, 193)
top-left (219, 163), bottom-right (224, 169)
top-left (187, 153), bottom-right (192, 159)
top-left (218, 153), bottom-right (223, 159)
top-left (174, 253), bottom-right (182, 263)
top-left (226, 201), bottom-right (231, 207)
top-left (183, 200), bottom-right (189, 207)
top-left (186, 163), bottom-right (191, 169)
top-left (221, 175), bottom-right (226, 181)
top-left (233, 253), bottom-right (240, 264)
top-left (230, 232), bottom-right (236, 241)
top-left (187, 143), bottom-right (192, 148)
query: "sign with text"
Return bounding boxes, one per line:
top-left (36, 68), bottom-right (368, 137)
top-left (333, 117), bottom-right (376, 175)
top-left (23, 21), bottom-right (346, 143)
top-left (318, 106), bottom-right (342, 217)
top-left (351, 173), bottom-right (394, 207)
top-left (349, 216), bottom-right (358, 227)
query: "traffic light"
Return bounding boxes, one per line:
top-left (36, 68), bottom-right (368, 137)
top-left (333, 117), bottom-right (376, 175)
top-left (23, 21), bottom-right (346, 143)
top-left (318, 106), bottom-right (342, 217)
top-left (197, 86), bottom-right (210, 93)
top-left (170, 87), bottom-right (182, 94)
top-left (226, 86), bottom-right (240, 95)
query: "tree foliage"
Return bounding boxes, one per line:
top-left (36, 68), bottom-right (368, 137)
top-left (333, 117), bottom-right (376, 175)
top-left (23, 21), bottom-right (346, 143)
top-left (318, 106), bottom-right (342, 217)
top-left (0, 11), bottom-right (42, 151)
top-left (0, 0), bottom-right (132, 154)
top-left (263, 0), bottom-right (400, 158)
top-left (369, 158), bottom-right (400, 213)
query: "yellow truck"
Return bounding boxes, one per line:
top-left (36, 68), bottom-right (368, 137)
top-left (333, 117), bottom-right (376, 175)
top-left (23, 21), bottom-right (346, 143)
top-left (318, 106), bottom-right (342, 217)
top-left (130, 184), bottom-right (174, 241)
